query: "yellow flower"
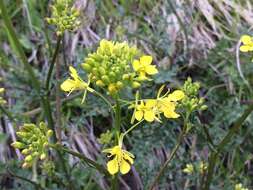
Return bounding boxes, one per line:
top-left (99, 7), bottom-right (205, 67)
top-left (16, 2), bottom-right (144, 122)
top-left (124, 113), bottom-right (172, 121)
top-left (61, 66), bottom-right (94, 102)
top-left (199, 161), bottom-right (207, 174)
top-left (156, 87), bottom-right (185, 119)
top-left (240, 35), bottom-right (253, 52)
top-left (0, 88), bottom-right (6, 105)
top-left (103, 145), bottom-right (134, 175)
top-left (134, 100), bottom-right (159, 122)
top-left (235, 183), bottom-right (248, 190)
top-left (183, 164), bottom-right (194, 174)
top-left (132, 55), bottom-right (158, 81)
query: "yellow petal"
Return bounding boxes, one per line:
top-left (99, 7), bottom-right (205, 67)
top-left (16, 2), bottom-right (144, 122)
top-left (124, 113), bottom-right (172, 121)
top-left (144, 110), bottom-right (155, 122)
top-left (145, 99), bottom-right (157, 108)
top-left (145, 65), bottom-right (158, 75)
top-left (123, 152), bottom-right (134, 164)
top-left (69, 66), bottom-right (79, 79)
top-left (135, 111), bottom-right (143, 121)
top-left (60, 79), bottom-right (75, 92)
top-left (132, 60), bottom-right (141, 71)
top-left (240, 45), bottom-right (253, 52)
top-left (120, 159), bottom-right (131, 174)
top-left (167, 90), bottom-right (185, 101)
top-left (107, 158), bottom-right (119, 175)
top-left (140, 55), bottom-right (152, 66)
top-left (241, 35), bottom-right (252, 44)
top-left (164, 110), bottom-right (180, 118)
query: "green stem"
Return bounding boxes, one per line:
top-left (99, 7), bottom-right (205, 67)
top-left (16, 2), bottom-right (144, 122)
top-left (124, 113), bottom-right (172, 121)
top-left (49, 144), bottom-right (109, 176)
top-left (203, 104), bottom-right (253, 190)
top-left (122, 120), bottom-right (143, 138)
top-left (111, 99), bottom-right (121, 190)
top-left (45, 36), bottom-right (62, 91)
top-left (149, 116), bottom-right (188, 190)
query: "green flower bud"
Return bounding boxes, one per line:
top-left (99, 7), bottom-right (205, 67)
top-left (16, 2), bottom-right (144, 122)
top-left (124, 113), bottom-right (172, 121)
top-left (101, 75), bottom-right (110, 84)
top-left (116, 81), bottom-right (123, 89)
top-left (22, 124), bottom-right (35, 132)
top-left (46, 130), bottom-right (54, 138)
top-left (81, 63), bottom-right (91, 72)
top-left (98, 67), bottom-right (106, 75)
top-left (11, 142), bottom-right (25, 149)
top-left (200, 105), bottom-right (208, 111)
top-left (22, 162), bottom-right (31, 169)
top-left (40, 153), bottom-right (47, 160)
top-left (21, 149), bottom-right (30, 155)
top-left (25, 155), bottom-right (33, 162)
top-left (132, 81), bottom-right (141, 88)
top-left (96, 80), bottom-right (105, 87)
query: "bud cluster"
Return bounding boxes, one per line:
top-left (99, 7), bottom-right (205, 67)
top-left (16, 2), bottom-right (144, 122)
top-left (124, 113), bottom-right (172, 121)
top-left (46, 0), bottom-right (81, 36)
top-left (11, 122), bottom-right (53, 168)
top-left (0, 87), bottom-right (6, 105)
top-left (82, 39), bottom-right (141, 95)
top-left (179, 77), bottom-right (207, 113)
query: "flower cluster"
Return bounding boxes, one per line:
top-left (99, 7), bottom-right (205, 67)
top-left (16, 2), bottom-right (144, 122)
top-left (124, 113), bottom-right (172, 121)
top-left (131, 86), bottom-right (185, 123)
top-left (11, 122), bottom-right (53, 168)
top-left (179, 77), bottom-right (207, 113)
top-left (82, 40), bottom-right (158, 95)
top-left (235, 183), bottom-right (248, 190)
top-left (0, 87), bottom-right (6, 105)
top-left (46, 0), bottom-right (81, 36)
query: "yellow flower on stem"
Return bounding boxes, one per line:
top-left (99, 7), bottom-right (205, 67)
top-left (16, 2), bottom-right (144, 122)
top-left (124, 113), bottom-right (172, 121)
top-left (134, 99), bottom-right (159, 122)
top-left (61, 66), bottom-right (94, 103)
top-left (156, 86), bottom-right (185, 119)
top-left (103, 143), bottom-right (134, 175)
top-left (240, 35), bottom-right (253, 52)
top-left (132, 55), bottom-right (158, 81)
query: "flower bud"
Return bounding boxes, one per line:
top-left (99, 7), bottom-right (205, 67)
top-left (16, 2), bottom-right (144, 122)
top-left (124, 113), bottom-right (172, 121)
top-left (11, 142), bottom-right (25, 149)
top-left (40, 153), bottom-right (47, 160)
top-left (96, 80), bottom-right (105, 87)
top-left (81, 63), bottom-right (91, 72)
top-left (132, 81), bottom-right (141, 88)
top-left (46, 130), bottom-right (54, 138)
top-left (25, 155), bottom-right (33, 162)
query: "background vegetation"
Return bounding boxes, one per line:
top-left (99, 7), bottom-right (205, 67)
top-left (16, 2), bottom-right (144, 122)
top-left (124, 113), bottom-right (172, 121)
top-left (0, 0), bottom-right (253, 189)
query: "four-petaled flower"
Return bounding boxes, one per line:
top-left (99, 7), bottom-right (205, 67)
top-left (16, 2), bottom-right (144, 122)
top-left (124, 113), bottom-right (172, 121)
top-left (134, 100), bottom-right (159, 122)
top-left (240, 35), bottom-right (253, 52)
top-left (61, 66), bottom-right (94, 103)
top-left (133, 55), bottom-right (158, 81)
top-left (103, 144), bottom-right (134, 175)
top-left (157, 90), bottom-right (185, 119)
